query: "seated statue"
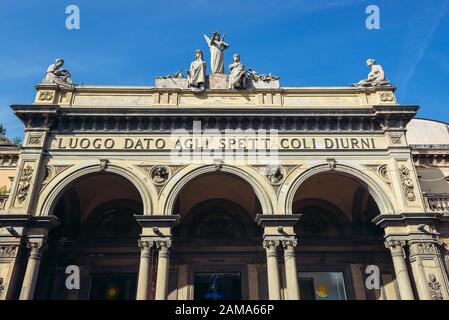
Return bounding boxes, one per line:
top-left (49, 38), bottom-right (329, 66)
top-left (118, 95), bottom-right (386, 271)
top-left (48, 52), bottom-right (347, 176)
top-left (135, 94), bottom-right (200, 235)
top-left (229, 53), bottom-right (247, 89)
top-left (187, 49), bottom-right (206, 92)
top-left (44, 58), bottom-right (73, 85)
top-left (352, 59), bottom-right (390, 87)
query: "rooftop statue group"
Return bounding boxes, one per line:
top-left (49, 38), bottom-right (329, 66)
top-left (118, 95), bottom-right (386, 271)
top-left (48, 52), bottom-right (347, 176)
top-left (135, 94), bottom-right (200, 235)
top-left (40, 32), bottom-right (391, 91)
top-left (186, 31), bottom-right (279, 92)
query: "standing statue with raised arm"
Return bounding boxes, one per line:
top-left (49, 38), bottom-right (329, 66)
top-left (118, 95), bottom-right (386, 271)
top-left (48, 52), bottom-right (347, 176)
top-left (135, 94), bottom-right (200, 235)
top-left (204, 31), bottom-right (230, 74)
top-left (352, 58), bottom-right (390, 87)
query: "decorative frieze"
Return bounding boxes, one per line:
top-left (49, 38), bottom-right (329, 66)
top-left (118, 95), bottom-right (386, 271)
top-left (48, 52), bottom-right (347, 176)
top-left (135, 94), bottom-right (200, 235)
top-left (409, 242), bottom-right (440, 256)
top-left (51, 115), bottom-right (393, 133)
top-left (16, 165), bottom-right (34, 204)
top-left (0, 245), bottom-right (18, 258)
top-left (398, 165), bottom-right (416, 202)
top-left (428, 273), bottom-right (443, 300)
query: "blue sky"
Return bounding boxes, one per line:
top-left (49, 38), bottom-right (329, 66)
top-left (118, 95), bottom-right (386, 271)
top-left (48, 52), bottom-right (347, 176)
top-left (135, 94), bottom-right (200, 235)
top-left (0, 0), bottom-right (448, 139)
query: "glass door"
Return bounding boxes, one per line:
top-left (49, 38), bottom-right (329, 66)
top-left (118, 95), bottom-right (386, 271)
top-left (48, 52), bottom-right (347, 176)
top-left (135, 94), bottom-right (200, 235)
top-left (194, 272), bottom-right (242, 300)
top-left (298, 272), bottom-right (347, 300)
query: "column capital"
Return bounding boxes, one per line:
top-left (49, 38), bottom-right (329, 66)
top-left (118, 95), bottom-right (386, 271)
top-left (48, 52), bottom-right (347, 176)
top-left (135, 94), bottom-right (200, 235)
top-left (156, 240), bottom-right (172, 249)
top-left (26, 241), bottom-right (47, 259)
top-left (282, 239), bottom-right (298, 248)
top-left (384, 239), bottom-right (406, 256)
top-left (263, 239), bottom-right (280, 249)
top-left (138, 240), bottom-right (154, 250)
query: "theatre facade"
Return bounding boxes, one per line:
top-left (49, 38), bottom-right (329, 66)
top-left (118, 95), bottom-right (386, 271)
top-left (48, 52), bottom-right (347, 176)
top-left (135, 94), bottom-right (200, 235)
top-left (0, 42), bottom-right (449, 300)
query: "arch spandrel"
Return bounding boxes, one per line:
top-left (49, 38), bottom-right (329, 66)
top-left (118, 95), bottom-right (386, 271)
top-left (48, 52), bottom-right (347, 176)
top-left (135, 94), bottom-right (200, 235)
top-left (157, 164), bottom-right (277, 215)
top-left (278, 162), bottom-right (396, 216)
top-left (36, 160), bottom-right (157, 217)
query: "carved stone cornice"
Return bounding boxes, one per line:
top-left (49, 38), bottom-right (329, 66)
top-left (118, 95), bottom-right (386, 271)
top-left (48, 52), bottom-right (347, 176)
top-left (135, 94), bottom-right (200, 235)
top-left (384, 239), bottom-right (406, 256)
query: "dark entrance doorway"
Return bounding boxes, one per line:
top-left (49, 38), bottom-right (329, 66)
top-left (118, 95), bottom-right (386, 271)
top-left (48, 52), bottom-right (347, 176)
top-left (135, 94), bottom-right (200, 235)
top-left (194, 272), bottom-right (242, 300)
top-left (89, 273), bottom-right (137, 300)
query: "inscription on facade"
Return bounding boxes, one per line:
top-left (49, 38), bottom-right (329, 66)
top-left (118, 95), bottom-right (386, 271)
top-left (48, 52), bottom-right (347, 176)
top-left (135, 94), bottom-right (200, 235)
top-left (51, 135), bottom-right (386, 151)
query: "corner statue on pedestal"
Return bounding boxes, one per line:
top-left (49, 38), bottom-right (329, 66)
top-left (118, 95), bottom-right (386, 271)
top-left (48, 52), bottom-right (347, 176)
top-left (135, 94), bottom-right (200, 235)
top-left (352, 59), bottom-right (390, 87)
top-left (43, 58), bottom-right (73, 86)
top-left (204, 32), bottom-right (229, 74)
top-left (187, 49), bottom-right (207, 92)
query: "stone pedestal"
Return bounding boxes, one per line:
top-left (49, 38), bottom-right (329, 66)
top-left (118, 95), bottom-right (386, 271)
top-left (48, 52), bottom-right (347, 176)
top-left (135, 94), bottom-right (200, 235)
top-left (207, 74), bottom-right (229, 89)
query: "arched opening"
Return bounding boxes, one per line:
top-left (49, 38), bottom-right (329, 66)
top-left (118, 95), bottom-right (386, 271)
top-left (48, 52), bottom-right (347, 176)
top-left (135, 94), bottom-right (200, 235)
top-left (291, 171), bottom-right (396, 300)
top-left (169, 172), bottom-right (264, 300)
top-left (34, 172), bottom-right (144, 300)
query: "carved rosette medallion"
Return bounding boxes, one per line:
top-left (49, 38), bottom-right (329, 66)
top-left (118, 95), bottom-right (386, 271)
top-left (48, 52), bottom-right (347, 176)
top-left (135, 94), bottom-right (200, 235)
top-left (16, 165), bottom-right (34, 204)
top-left (150, 165), bottom-right (171, 185)
top-left (399, 165), bottom-right (416, 201)
top-left (428, 273), bottom-right (443, 300)
top-left (263, 165), bottom-right (285, 185)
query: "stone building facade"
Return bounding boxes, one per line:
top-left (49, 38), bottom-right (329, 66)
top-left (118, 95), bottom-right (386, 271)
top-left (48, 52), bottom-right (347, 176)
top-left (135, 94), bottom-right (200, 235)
top-left (0, 67), bottom-right (448, 300)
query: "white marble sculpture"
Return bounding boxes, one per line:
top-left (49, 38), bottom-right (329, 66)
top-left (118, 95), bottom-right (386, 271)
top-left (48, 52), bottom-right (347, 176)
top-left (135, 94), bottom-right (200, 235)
top-left (204, 32), bottom-right (229, 74)
top-left (229, 53), bottom-right (247, 89)
top-left (44, 58), bottom-right (73, 85)
top-left (187, 49), bottom-right (207, 92)
top-left (352, 59), bottom-right (390, 87)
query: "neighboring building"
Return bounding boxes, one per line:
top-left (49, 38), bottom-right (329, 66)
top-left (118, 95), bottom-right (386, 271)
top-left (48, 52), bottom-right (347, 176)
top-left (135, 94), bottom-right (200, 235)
top-left (0, 137), bottom-right (19, 211)
top-left (0, 48), bottom-right (448, 300)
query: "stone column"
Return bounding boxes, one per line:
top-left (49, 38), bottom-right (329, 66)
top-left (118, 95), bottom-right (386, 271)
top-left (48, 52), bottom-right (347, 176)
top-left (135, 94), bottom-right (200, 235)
top-left (408, 240), bottom-right (449, 300)
top-left (155, 240), bottom-right (171, 300)
top-left (384, 239), bottom-right (414, 300)
top-left (282, 239), bottom-right (300, 300)
top-left (264, 240), bottom-right (281, 300)
top-left (19, 242), bottom-right (46, 300)
top-left (136, 240), bottom-right (154, 300)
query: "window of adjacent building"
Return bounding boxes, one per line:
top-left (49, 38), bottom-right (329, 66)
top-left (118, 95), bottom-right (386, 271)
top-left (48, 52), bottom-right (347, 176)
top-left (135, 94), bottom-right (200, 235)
top-left (298, 272), bottom-right (347, 300)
